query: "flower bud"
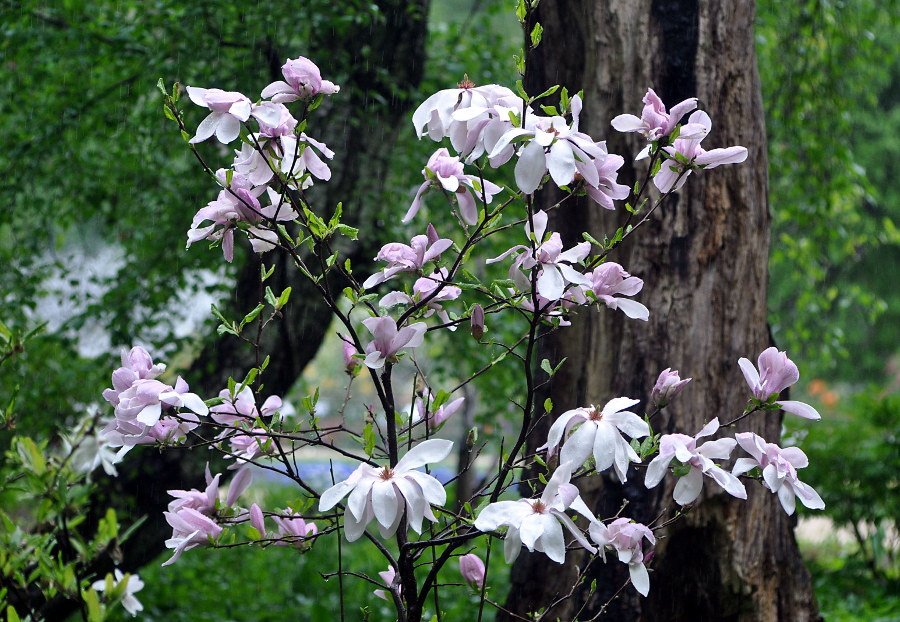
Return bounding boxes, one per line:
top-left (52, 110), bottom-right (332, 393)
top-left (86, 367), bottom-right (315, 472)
top-left (426, 223), bottom-right (440, 246)
top-left (471, 304), bottom-right (485, 340)
top-left (340, 336), bottom-right (358, 374)
top-left (650, 368), bottom-right (691, 408)
top-left (459, 553), bottom-right (485, 589)
top-left (249, 503), bottom-right (266, 538)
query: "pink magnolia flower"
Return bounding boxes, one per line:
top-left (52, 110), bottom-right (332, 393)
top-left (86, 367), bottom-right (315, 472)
top-left (340, 335), bottom-right (359, 374)
top-left (490, 96), bottom-right (608, 194)
top-left (363, 232), bottom-right (453, 289)
top-left (162, 507), bottom-right (223, 566)
top-left (228, 428), bottom-right (274, 467)
top-left (380, 268), bottom-right (462, 326)
top-left (261, 56), bottom-right (339, 103)
top-left (167, 465), bottom-right (253, 515)
top-left (185, 87), bottom-right (255, 144)
top-left (450, 86), bottom-right (532, 163)
top-left (589, 518), bottom-right (656, 596)
top-left (545, 398), bottom-right (650, 483)
top-left (733, 432), bottom-right (825, 515)
top-left (650, 368), bottom-right (692, 408)
top-left (585, 148), bottom-right (630, 210)
top-left (652, 110), bottom-right (748, 193)
top-left (271, 509), bottom-right (318, 546)
top-left (644, 418), bottom-right (746, 505)
top-left (319, 439), bottom-right (453, 541)
top-left (102, 346), bottom-right (166, 408)
top-left (610, 88), bottom-right (700, 142)
top-left (277, 132), bottom-right (335, 184)
top-left (249, 503), bottom-right (266, 536)
top-left (404, 148), bottom-right (502, 225)
top-left (487, 210), bottom-right (591, 301)
top-left (373, 565), bottom-right (398, 601)
top-left (474, 464), bottom-right (597, 564)
top-left (574, 262), bottom-right (649, 320)
top-left (738, 348), bottom-right (821, 420)
top-left (361, 317), bottom-right (428, 369)
top-left (210, 385), bottom-right (284, 427)
top-left (470, 303), bottom-right (485, 339)
top-left (459, 553), bottom-right (486, 589)
top-left (411, 391), bottom-right (465, 428)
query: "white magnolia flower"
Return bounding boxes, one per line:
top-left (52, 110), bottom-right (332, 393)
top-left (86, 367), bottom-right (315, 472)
top-left (319, 439), bottom-right (453, 541)
top-left (546, 397), bottom-right (650, 483)
top-left (91, 569), bottom-right (144, 617)
top-left (474, 464), bottom-right (597, 564)
top-left (644, 418), bottom-right (746, 505)
top-left (732, 432), bottom-right (825, 515)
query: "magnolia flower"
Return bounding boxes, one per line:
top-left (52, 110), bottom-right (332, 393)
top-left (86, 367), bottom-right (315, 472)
top-left (611, 88), bottom-right (700, 142)
top-left (649, 368), bottom-right (692, 408)
top-left (733, 432), bottom-right (825, 515)
top-left (450, 86), bottom-right (532, 163)
top-left (490, 96), bottom-right (608, 194)
top-left (362, 317), bottom-right (427, 369)
top-left (404, 148), bottom-right (502, 225)
top-left (487, 210), bottom-right (591, 301)
top-left (474, 464), bottom-right (597, 564)
top-left (545, 398), bottom-right (650, 483)
top-left (272, 509), bottom-right (318, 546)
top-left (228, 428), bottom-right (274, 466)
top-left (585, 149), bottom-right (630, 210)
top-left (277, 133), bottom-right (335, 183)
top-left (738, 347), bottom-right (821, 420)
top-left (319, 439), bottom-right (453, 541)
top-left (459, 553), bottom-right (486, 589)
top-left (373, 565), bottom-right (398, 601)
top-left (162, 507), bottom-right (223, 566)
top-left (589, 518), bottom-right (655, 596)
top-left (210, 385), bottom-right (284, 427)
top-left (102, 347), bottom-right (166, 407)
top-left (185, 87), bottom-right (259, 144)
top-left (363, 232), bottom-right (453, 289)
top-left (380, 269), bottom-right (462, 326)
top-left (652, 110), bottom-right (748, 193)
top-left (412, 80), bottom-right (518, 149)
top-left (167, 464), bottom-right (253, 515)
top-left (644, 418), bottom-right (746, 505)
top-left (261, 56), bottom-right (339, 103)
top-left (411, 392), bottom-right (465, 428)
top-left (470, 303), bottom-right (485, 339)
top-left (249, 503), bottom-right (266, 536)
top-left (578, 262), bottom-right (649, 320)
top-left (91, 570), bottom-right (144, 617)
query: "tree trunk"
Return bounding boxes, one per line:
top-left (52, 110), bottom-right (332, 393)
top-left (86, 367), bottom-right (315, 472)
top-left (501, 1), bottom-right (820, 621)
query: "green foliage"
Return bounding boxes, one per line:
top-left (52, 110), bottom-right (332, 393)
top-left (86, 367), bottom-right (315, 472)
top-left (757, 0), bottom-right (900, 380)
top-left (794, 391), bottom-right (900, 576)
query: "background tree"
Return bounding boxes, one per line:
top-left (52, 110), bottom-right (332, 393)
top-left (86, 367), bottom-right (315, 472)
top-left (501, 1), bottom-right (819, 620)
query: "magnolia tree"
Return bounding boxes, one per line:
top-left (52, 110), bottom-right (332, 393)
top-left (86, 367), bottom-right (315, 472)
top-left (93, 10), bottom-right (824, 621)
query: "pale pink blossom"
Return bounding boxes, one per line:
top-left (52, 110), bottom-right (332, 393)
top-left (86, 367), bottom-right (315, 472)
top-left (261, 56), bottom-right (339, 103)
top-left (487, 210), bottom-right (591, 301)
top-left (379, 268), bottom-right (461, 326)
top-left (644, 418), bottom-right (746, 505)
top-left (585, 149), bottom-right (630, 210)
top-left (545, 398), bottom-right (650, 483)
top-left (459, 553), bottom-right (486, 589)
top-left (738, 348), bottom-right (821, 420)
top-left (361, 317), bottom-right (428, 370)
top-left (162, 507), bottom-right (223, 566)
top-left (490, 96), bottom-right (607, 194)
top-left (363, 232), bottom-right (453, 289)
top-left (210, 385), bottom-right (284, 427)
top-left (610, 88), bottom-right (700, 142)
top-left (185, 87), bottom-right (256, 144)
top-left (650, 368), bottom-right (692, 408)
top-left (102, 346), bottom-right (166, 408)
top-left (373, 565), bottom-right (398, 601)
top-left (733, 432), bottom-right (824, 515)
top-left (575, 262), bottom-right (649, 320)
top-left (249, 503), bottom-right (266, 536)
top-left (319, 439), bottom-right (453, 541)
top-left (589, 518), bottom-right (656, 596)
top-left (271, 509), bottom-right (318, 546)
top-left (404, 148), bottom-right (502, 225)
top-left (474, 464), bottom-right (597, 564)
top-left (652, 110), bottom-right (748, 193)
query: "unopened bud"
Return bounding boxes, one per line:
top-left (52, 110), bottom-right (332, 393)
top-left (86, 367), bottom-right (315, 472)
top-left (341, 336), bottom-right (358, 374)
top-left (459, 553), bottom-right (485, 589)
top-left (650, 368), bottom-right (691, 408)
top-left (471, 304), bottom-right (485, 340)
top-left (426, 223), bottom-right (440, 246)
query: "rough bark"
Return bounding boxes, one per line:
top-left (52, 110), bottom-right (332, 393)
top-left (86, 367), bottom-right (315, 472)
top-left (501, 2), bottom-right (820, 621)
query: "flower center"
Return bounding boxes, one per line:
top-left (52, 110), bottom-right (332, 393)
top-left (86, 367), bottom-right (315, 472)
top-left (380, 467), bottom-right (394, 480)
top-left (531, 500), bottom-right (547, 514)
top-left (457, 73), bottom-right (475, 89)
top-left (588, 407), bottom-right (603, 422)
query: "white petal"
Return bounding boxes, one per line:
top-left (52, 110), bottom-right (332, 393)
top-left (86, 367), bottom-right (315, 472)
top-left (559, 421), bottom-right (597, 469)
top-left (629, 562), bottom-right (651, 596)
top-left (672, 468), bottom-right (704, 505)
top-left (395, 439), bottom-right (453, 472)
top-left (514, 141), bottom-right (547, 194)
top-left (371, 480), bottom-right (400, 529)
top-left (776, 400), bottom-right (822, 421)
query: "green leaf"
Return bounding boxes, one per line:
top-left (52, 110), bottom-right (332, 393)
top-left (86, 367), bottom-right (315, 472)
top-left (264, 286), bottom-right (278, 308)
top-left (543, 397), bottom-right (553, 413)
top-left (363, 422), bottom-right (376, 457)
top-left (276, 286), bottom-right (292, 310)
top-left (532, 84), bottom-right (558, 102)
top-left (239, 303), bottom-right (264, 329)
top-left (530, 22), bottom-right (544, 47)
top-left (261, 262), bottom-right (275, 282)
top-left (582, 232), bottom-right (603, 247)
top-left (540, 358), bottom-right (553, 376)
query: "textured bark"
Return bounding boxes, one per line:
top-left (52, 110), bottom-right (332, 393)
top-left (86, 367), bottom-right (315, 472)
top-left (501, 2), bottom-right (820, 621)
